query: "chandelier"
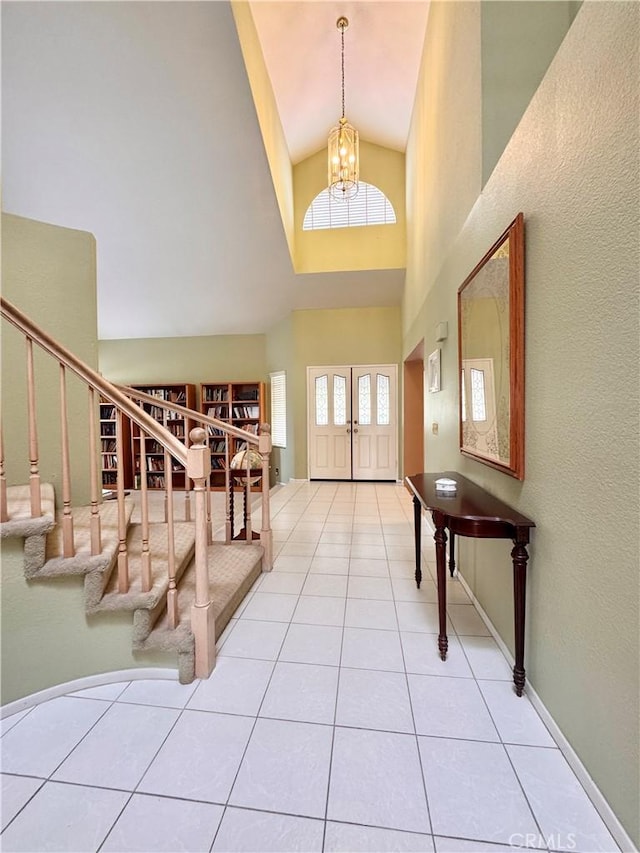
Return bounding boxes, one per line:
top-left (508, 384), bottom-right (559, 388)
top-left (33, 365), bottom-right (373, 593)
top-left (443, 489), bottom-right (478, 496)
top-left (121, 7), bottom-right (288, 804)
top-left (328, 16), bottom-right (359, 201)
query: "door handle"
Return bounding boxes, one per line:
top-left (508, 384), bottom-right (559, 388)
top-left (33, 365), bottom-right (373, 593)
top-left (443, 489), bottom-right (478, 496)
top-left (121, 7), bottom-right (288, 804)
top-left (353, 428), bottom-right (359, 433)
top-left (346, 428), bottom-right (351, 434)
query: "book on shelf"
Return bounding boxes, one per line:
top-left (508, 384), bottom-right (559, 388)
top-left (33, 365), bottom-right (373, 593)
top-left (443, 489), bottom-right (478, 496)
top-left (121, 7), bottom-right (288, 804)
top-left (232, 405), bottom-right (260, 419)
top-left (146, 474), bottom-right (166, 488)
top-left (204, 387), bottom-right (228, 402)
top-left (101, 439), bottom-right (117, 452)
top-left (100, 404), bottom-right (116, 419)
top-left (207, 406), bottom-right (228, 419)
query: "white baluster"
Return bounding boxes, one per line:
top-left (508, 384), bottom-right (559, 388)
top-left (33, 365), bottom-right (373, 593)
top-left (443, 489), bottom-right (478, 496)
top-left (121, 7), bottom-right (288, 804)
top-left (140, 431), bottom-right (151, 592)
top-left (0, 419), bottom-right (7, 523)
top-left (26, 337), bottom-right (42, 518)
top-left (165, 447), bottom-right (179, 629)
top-left (88, 388), bottom-right (102, 555)
top-left (59, 363), bottom-right (75, 557)
top-left (259, 424), bottom-right (273, 570)
top-left (116, 409), bottom-right (129, 592)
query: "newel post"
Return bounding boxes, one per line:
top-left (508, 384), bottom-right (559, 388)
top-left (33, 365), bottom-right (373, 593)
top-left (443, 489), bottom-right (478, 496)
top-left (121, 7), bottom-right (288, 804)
top-left (187, 427), bottom-right (215, 678)
top-left (259, 423), bottom-right (273, 571)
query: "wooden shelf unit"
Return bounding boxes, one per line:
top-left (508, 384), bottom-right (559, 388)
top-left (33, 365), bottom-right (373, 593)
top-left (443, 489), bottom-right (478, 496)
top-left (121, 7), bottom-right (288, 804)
top-left (99, 398), bottom-right (133, 489)
top-left (200, 381), bottom-right (265, 489)
top-left (131, 383), bottom-right (196, 490)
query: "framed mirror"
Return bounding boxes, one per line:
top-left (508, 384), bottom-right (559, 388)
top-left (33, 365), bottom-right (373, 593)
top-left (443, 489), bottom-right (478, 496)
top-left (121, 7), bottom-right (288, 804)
top-left (458, 212), bottom-right (525, 479)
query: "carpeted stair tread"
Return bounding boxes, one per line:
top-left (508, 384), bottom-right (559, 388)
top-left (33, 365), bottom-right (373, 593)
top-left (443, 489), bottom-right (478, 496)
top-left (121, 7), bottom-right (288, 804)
top-left (138, 543), bottom-right (263, 682)
top-left (1, 483), bottom-right (56, 539)
top-left (92, 521), bottom-right (195, 614)
top-left (41, 499), bottom-right (134, 578)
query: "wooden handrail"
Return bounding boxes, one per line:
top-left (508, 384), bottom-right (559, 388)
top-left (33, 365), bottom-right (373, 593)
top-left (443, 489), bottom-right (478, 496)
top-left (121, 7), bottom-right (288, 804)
top-left (1, 298), bottom-right (187, 466)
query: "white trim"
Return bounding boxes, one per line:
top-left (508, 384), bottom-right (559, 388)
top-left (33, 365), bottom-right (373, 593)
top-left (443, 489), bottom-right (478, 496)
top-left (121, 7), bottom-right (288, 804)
top-left (269, 370), bottom-right (287, 448)
top-left (455, 571), bottom-right (638, 853)
top-left (1, 668), bottom-right (179, 719)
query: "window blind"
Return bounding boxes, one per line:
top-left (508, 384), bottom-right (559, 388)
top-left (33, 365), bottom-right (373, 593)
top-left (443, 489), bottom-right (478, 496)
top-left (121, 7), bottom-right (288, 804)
top-left (270, 371), bottom-right (287, 448)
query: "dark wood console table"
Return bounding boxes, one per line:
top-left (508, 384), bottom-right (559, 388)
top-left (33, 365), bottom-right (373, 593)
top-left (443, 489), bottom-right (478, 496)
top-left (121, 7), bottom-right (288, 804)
top-left (405, 472), bottom-right (535, 696)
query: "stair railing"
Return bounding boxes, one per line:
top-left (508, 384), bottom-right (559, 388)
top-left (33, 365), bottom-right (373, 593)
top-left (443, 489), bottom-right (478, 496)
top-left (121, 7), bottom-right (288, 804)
top-left (1, 297), bottom-right (220, 677)
top-left (118, 387), bottom-right (273, 570)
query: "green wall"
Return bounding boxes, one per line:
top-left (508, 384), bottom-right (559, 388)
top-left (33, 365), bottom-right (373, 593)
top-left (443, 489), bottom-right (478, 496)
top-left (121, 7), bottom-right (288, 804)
top-left (98, 334), bottom-right (267, 388)
top-left (481, 1), bottom-right (574, 184)
top-left (294, 141), bottom-right (406, 274)
top-left (404, 2), bottom-right (639, 843)
top-left (291, 307), bottom-right (402, 479)
top-left (265, 313), bottom-right (296, 485)
top-left (1, 214), bottom-right (172, 704)
top-left (2, 213), bottom-right (98, 505)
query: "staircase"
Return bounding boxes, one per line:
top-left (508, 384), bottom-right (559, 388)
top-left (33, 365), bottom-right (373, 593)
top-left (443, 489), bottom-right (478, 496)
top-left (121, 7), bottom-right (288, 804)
top-left (2, 483), bottom-right (263, 683)
top-left (1, 297), bottom-right (273, 693)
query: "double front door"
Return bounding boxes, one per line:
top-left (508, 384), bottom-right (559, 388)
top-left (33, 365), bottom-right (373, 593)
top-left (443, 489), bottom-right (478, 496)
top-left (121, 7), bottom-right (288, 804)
top-left (307, 365), bottom-right (398, 481)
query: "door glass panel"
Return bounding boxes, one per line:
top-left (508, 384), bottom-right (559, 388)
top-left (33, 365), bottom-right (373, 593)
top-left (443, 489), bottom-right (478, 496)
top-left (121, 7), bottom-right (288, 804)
top-left (470, 368), bottom-right (487, 422)
top-left (315, 375), bottom-right (328, 426)
top-left (376, 373), bottom-right (390, 425)
top-left (461, 370), bottom-right (467, 422)
top-left (334, 375), bottom-right (347, 425)
top-left (358, 374), bottom-right (371, 425)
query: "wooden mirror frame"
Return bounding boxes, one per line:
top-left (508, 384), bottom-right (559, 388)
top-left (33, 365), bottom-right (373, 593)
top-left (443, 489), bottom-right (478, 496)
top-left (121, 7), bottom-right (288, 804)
top-left (457, 212), bottom-right (525, 479)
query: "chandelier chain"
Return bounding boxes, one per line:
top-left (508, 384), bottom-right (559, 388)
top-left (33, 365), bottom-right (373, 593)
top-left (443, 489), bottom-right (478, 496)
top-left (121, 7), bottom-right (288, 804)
top-left (341, 24), bottom-right (345, 120)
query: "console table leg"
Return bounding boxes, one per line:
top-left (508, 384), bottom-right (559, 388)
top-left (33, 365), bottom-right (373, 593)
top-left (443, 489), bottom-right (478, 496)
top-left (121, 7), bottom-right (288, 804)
top-left (413, 495), bottom-right (422, 589)
top-left (433, 512), bottom-right (448, 660)
top-left (449, 532), bottom-right (456, 577)
top-left (511, 537), bottom-right (529, 696)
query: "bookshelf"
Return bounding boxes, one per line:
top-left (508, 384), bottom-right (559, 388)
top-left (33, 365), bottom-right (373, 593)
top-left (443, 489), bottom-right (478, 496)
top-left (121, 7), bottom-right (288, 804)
top-left (200, 381), bottom-right (265, 489)
top-left (131, 383), bottom-right (196, 490)
top-left (99, 398), bottom-right (132, 489)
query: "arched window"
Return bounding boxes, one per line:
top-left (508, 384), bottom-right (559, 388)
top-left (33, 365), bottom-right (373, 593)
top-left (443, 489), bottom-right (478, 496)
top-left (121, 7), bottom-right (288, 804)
top-left (303, 181), bottom-right (396, 231)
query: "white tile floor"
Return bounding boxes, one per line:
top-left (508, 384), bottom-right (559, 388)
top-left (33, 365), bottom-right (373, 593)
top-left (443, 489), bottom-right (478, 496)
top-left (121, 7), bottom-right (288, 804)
top-left (0, 481), bottom-right (620, 853)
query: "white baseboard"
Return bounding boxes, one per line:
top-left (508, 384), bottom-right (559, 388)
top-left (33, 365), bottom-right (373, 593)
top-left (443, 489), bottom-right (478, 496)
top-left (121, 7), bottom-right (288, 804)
top-left (1, 668), bottom-right (179, 719)
top-left (456, 572), bottom-right (638, 853)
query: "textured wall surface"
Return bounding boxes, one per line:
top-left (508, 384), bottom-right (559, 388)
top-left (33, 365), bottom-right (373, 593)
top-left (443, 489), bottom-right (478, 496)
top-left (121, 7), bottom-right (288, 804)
top-left (0, 215), bottom-right (170, 703)
top-left (294, 141), bottom-right (406, 274)
top-left (2, 213), bottom-right (98, 505)
top-left (292, 307), bottom-right (403, 479)
top-left (265, 314), bottom-right (296, 485)
top-left (98, 334), bottom-right (267, 387)
top-left (403, 2), bottom-right (639, 843)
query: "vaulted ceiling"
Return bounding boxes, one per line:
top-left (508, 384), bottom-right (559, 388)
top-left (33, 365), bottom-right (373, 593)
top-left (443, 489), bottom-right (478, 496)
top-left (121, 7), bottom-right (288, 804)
top-left (2, 1), bottom-right (428, 340)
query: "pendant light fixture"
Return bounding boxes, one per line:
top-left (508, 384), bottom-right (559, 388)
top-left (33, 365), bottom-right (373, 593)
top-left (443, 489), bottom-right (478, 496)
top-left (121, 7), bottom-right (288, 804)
top-left (328, 16), bottom-right (359, 201)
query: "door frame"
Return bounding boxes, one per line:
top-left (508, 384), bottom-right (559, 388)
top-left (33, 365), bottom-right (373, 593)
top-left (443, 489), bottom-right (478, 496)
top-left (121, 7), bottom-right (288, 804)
top-left (403, 340), bottom-right (425, 477)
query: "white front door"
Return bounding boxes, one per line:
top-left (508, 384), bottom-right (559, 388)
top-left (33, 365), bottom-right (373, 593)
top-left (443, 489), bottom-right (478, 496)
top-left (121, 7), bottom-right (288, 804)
top-left (352, 365), bottom-right (397, 480)
top-left (307, 364), bottom-right (398, 481)
top-left (307, 366), bottom-right (353, 479)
